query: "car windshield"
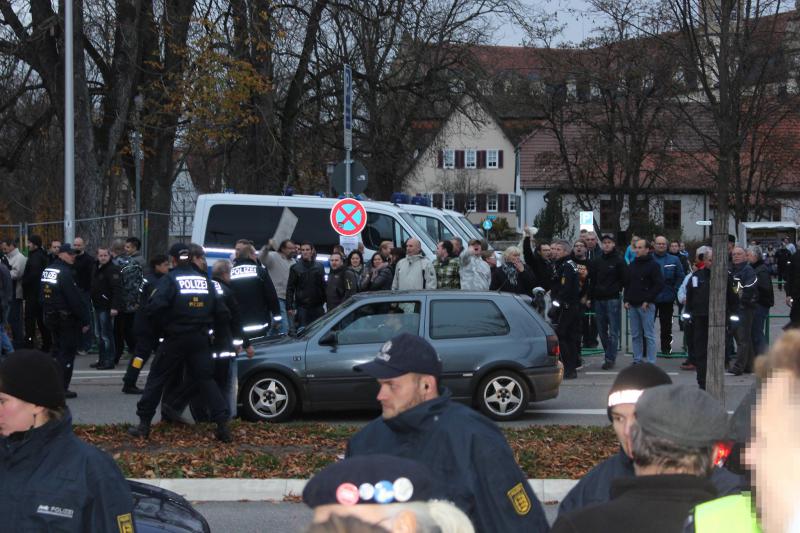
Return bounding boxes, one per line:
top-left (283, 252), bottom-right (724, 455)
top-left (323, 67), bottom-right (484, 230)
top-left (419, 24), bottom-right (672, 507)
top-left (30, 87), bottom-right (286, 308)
top-left (295, 299), bottom-right (357, 338)
top-left (446, 214), bottom-right (482, 241)
top-left (398, 212), bottom-right (437, 252)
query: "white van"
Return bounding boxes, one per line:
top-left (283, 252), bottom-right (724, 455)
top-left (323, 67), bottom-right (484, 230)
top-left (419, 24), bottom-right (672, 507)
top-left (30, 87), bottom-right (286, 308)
top-left (192, 194), bottom-right (437, 263)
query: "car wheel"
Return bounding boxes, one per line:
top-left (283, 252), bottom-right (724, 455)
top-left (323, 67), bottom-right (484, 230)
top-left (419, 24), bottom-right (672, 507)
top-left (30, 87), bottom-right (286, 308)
top-left (476, 371), bottom-right (529, 421)
top-left (240, 372), bottom-right (297, 422)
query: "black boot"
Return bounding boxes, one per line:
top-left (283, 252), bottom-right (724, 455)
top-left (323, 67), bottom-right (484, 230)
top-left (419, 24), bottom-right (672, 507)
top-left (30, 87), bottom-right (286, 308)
top-left (128, 419), bottom-right (151, 439)
top-left (215, 420), bottom-right (232, 443)
top-left (122, 384), bottom-right (144, 395)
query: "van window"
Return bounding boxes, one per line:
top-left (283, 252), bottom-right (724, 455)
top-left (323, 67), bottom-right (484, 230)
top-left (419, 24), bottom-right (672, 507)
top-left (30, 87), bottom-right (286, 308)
top-left (429, 299), bottom-right (510, 339)
top-left (205, 205), bottom-right (420, 254)
top-left (204, 205), bottom-right (341, 253)
top-left (412, 214), bottom-right (455, 242)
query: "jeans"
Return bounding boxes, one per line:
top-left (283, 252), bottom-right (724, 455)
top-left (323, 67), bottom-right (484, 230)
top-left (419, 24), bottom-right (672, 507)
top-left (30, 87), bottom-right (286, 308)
top-left (268, 299), bottom-right (289, 336)
top-left (595, 298), bottom-right (621, 363)
top-left (93, 308), bottom-right (116, 366)
top-left (629, 304), bottom-right (657, 363)
top-left (751, 304), bottom-right (769, 357)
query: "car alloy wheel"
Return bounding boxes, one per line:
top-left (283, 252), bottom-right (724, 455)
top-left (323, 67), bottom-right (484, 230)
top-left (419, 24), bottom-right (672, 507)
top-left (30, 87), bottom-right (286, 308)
top-left (242, 372), bottom-right (297, 422)
top-left (478, 371), bottom-right (529, 421)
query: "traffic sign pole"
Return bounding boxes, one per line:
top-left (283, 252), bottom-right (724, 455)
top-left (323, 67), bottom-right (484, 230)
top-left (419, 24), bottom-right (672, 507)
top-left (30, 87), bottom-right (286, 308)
top-left (343, 64), bottom-right (353, 197)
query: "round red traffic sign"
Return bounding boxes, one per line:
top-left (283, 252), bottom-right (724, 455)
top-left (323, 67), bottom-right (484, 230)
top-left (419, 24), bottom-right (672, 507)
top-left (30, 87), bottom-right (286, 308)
top-left (330, 198), bottom-right (367, 236)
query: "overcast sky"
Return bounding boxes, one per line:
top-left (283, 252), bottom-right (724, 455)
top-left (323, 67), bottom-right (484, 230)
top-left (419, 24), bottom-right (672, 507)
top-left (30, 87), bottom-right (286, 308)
top-left (494, 0), bottom-right (599, 46)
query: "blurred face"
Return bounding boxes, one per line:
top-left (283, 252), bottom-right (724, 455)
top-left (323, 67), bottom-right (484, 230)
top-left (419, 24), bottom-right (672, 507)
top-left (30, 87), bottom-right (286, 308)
top-left (436, 242), bottom-right (448, 260)
top-left (610, 403), bottom-right (637, 457)
top-left (654, 237), bottom-right (668, 254)
top-left (349, 254), bottom-right (361, 267)
top-left (154, 261), bottom-right (170, 275)
top-left (380, 242), bottom-right (393, 256)
top-left (744, 371), bottom-right (800, 533)
top-left (631, 235), bottom-right (640, 246)
top-left (485, 255), bottom-right (497, 267)
top-left (506, 251), bottom-right (522, 265)
top-left (405, 239), bottom-right (421, 256)
top-left (573, 241), bottom-right (586, 258)
top-left (377, 373), bottom-right (431, 419)
top-left (669, 242), bottom-right (680, 254)
top-left (732, 247), bottom-right (746, 265)
top-left (747, 250), bottom-right (759, 264)
top-left (552, 244), bottom-right (569, 260)
top-left (371, 254), bottom-right (385, 269)
top-left (451, 239), bottom-right (462, 254)
top-left (280, 241), bottom-right (295, 258)
top-left (0, 392), bottom-right (46, 436)
top-left (635, 239), bottom-right (649, 257)
top-left (585, 234), bottom-right (598, 249)
top-left (470, 243), bottom-right (482, 255)
top-left (97, 249), bottom-right (111, 264)
top-left (300, 245), bottom-right (314, 261)
top-left (539, 245), bottom-right (551, 259)
top-left (50, 241), bottom-right (61, 255)
top-left (1, 243), bottom-right (12, 254)
top-left (601, 239), bottom-right (615, 253)
top-left (59, 252), bottom-right (76, 264)
top-left (329, 254), bottom-right (343, 269)
top-left (124, 241), bottom-right (137, 255)
top-left (72, 238), bottom-right (85, 253)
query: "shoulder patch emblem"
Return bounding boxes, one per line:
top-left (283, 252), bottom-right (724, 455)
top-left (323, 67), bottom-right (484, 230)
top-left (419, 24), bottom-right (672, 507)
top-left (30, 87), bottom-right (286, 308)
top-left (117, 513), bottom-right (134, 533)
top-left (507, 482), bottom-right (531, 516)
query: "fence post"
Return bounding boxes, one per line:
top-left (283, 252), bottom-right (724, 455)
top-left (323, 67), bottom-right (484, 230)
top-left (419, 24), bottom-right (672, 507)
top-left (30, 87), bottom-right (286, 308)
top-left (143, 210), bottom-right (149, 260)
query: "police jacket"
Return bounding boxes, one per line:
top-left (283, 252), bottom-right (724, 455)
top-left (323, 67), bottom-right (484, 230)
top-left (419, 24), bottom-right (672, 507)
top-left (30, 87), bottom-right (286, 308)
top-left (558, 449), bottom-right (746, 518)
top-left (286, 259), bottom-right (326, 311)
top-left (0, 411), bottom-right (136, 532)
top-left (21, 247), bottom-right (48, 300)
top-left (551, 258), bottom-right (581, 306)
top-left (686, 268), bottom-right (738, 318)
top-left (40, 259), bottom-right (91, 327)
top-left (552, 475), bottom-right (717, 533)
top-left (325, 266), bottom-right (358, 310)
top-left (230, 258), bottom-right (280, 332)
top-left (590, 250), bottom-right (627, 300)
top-left (213, 276), bottom-right (248, 350)
top-left (90, 261), bottom-right (123, 311)
top-left (623, 255), bottom-right (664, 306)
top-left (652, 252), bottom-right (685, 303)
top-left (751, 259), bottom-right (774, 308)
top-left (346, 390), bottom-right (550, 533)
top-left (146, 263), bottom-right (230, 337)
top-left (133, 271), bottom-right (165, 355)
top-left (730, 262), bottom-right (758, 311)
top-left (684, 493), bottom-right (761, 533)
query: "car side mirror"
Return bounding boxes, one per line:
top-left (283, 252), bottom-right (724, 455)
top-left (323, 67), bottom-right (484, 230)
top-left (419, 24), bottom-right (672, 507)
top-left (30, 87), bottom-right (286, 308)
top-left (319, 331), bottom-right (337, 346)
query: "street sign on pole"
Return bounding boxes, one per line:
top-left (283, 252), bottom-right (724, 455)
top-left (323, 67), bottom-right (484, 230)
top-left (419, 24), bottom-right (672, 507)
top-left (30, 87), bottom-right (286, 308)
top-left (330, 198), bottom-right (367, 237)
top-left (332, 160), bottom-right (368, 196)
top-left (343, 64), bottom-right (353, 196)
top-left (579, 211), bottom-right (594, 232)
top-left (482, 219), bottom-right (493, 231)
top-left (63, 0), bottom-right (75, 243)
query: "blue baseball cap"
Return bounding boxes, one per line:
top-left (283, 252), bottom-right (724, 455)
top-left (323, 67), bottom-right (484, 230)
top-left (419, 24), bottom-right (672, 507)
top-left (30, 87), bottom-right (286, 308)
top-left (354, 333), bottom-right (442, 379)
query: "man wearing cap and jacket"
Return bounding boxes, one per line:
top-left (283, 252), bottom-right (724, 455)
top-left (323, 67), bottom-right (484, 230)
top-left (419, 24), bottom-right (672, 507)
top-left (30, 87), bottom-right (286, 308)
top-left (346, 332), bottom-right (549, 533)
top-left (558, 364), bottom-right (743, 517)
top-left (553, 384), bottom-right (731, 533)
top-left (40, 244), bottom-right (91, 398)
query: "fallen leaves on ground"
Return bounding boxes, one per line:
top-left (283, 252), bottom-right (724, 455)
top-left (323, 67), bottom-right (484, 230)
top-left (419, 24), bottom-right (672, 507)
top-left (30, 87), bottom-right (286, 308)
top-left (75, 422), bottom-right (617, 479)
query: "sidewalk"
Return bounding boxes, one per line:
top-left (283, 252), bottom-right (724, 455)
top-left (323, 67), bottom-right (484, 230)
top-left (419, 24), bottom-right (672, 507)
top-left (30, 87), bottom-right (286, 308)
top-left (131, 478), bottom-right (578, 503)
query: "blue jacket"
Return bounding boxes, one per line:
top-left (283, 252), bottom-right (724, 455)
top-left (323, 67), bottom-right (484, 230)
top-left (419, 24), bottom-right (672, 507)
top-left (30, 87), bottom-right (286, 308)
top-left (652, 252), bottom-right (685, 303)
top-left (558, 449), bottom-right (746, 518)
top-left (346, 390), bottom-right (550, 533)
top-left (0, 411), bottom-right (136, 532)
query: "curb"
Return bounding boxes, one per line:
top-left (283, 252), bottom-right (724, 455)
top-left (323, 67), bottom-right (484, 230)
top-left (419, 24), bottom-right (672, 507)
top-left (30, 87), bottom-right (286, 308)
top-left (130, 478), bottom-right (577, 503)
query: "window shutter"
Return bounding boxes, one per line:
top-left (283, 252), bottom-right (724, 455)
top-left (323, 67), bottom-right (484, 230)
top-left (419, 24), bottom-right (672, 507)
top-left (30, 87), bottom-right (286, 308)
top-left (437, 151), bottom-right (443, 168)
top-left (476, 194), bottom-right (487, 212)
top-left (455, 150), bottom-right (465, 169)
top-left (499, 194), bottom-right (509, 213)
top-left (432, 193), bottom-right (443, 208)
top-left (478, 150), bottom-right (486, 169)
top-left (454, 193), bottom-right (467, 213)
top-left (498, 150), bottom-right (504, 168)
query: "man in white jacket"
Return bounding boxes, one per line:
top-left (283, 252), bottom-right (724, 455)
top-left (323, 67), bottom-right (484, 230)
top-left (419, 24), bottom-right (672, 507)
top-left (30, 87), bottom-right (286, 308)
top-left (459, 239), bottom-right (491, 291)
top-left (392, 239), bottom-right (436, 291)
top-left (1, 239), bottom-right (26, 348)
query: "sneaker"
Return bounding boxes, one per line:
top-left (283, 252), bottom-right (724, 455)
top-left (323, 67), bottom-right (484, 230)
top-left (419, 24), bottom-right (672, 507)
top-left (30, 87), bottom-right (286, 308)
top-left (121, 384), bottom-right (144, 395)
top-left (601, 361), bottom-right (615, 370)
top-left (127, 421), bottom-right (151, 439)
top-left (64, 390), bottom-right (78, 399)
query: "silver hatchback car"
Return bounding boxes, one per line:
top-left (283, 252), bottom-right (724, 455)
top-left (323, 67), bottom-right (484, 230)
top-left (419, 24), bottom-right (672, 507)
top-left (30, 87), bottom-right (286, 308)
top-left (237, 290), bottom-right (563, 422)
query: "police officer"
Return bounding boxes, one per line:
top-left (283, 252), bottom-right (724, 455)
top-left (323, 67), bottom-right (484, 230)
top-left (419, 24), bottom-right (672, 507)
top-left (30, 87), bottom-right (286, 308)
top-left (0, 351), bottom-right (136, 531)
top-left (549, 239), bottom-right (582, 379)
top-left (348, 333), bottom-right (550, 533)
top-left (128, 243), bottom-right (233, 442)
top-left (40, 243), bottom-right (91, 398)
top-left (230, 242), bottom-right (280, 339)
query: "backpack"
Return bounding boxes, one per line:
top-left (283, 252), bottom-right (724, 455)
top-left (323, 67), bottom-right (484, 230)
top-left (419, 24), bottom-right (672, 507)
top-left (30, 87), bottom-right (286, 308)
top-left (118, 257), bottom-right (144, 312)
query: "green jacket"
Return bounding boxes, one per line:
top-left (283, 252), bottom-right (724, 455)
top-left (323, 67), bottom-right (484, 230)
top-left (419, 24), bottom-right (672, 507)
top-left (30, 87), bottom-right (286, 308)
top-left (685, 492), bottom-right (761, 533)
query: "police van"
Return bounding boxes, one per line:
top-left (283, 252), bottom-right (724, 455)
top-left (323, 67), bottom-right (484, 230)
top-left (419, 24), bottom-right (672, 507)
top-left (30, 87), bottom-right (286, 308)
top-left (191, 194), bottom-right (438, 264)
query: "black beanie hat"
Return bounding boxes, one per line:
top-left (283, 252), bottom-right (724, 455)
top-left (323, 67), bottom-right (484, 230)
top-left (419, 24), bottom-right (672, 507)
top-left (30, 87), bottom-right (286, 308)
top-left (607, 363), bottom-right (672, 420)
top-left (0, 351), bottom-right (66, 409)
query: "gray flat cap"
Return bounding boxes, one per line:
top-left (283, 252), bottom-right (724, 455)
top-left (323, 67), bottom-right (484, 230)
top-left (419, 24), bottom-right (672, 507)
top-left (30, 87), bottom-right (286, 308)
top-left (636, 384), bottom-right (729, 447)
